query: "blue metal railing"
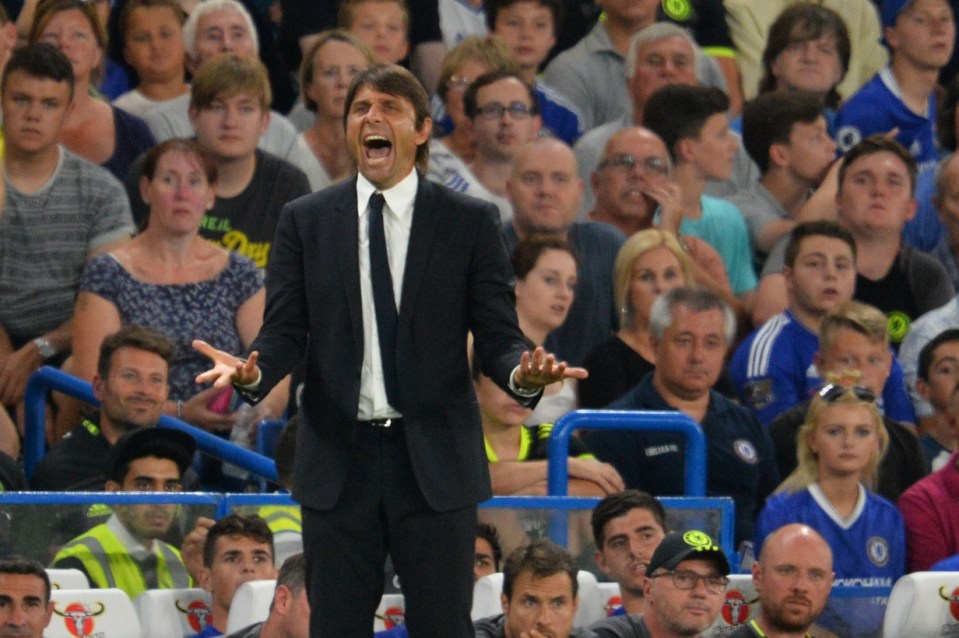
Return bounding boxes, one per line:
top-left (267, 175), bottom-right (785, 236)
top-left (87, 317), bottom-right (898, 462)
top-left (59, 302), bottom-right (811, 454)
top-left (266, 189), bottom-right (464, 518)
top-left (24, 366), bottom-right (278, 482)
top-left (547, 410), bottom-right (707, 496)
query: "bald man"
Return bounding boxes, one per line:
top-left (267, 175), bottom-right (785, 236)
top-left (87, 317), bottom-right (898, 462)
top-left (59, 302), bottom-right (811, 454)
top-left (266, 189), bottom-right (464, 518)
top-left (731, 524), bottom-right (834, 638)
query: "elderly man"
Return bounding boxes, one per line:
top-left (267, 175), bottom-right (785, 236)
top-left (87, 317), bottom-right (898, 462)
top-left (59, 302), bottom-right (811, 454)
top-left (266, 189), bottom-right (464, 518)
top-left (729, 524), bottom-right (833, 638)
top-left (542, 0), bottom-right (726, 133)
top-left (573, 23), bottom-right (758, 214)
top-left (504, 137), bottom-right (625, 365)
top-left (0, 557), bottom-right (54, 638)
top-left (474, 539), bottom-right (598, 638)
top-left (590, 530), bottom-right (730, 638)
top-left (591, 490), bottom-right (667, 616)
top-left (143, 0), bottom-right (304, 167)
top-left (587, 126), bottom-right (737, 311)
top-left (585, 287), bottom-right (778, 545)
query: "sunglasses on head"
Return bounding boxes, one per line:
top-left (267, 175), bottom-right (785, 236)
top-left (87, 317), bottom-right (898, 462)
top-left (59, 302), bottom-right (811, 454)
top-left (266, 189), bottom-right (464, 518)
top-left (817, 383), bottom-right (876, 403)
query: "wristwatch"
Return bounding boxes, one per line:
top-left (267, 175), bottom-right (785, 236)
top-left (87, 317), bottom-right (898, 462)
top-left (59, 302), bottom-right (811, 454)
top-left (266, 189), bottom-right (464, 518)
top-left (32, 337), bottom-right (56, 359)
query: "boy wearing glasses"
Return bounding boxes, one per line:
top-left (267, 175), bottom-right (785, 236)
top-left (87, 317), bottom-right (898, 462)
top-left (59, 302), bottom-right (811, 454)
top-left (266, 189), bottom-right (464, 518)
top-left (767, 301), bottom-right (926, 503)
top-left (590, 530), bottom-right (729, 638)
top-left (50, 427), bottom-right (196, 598)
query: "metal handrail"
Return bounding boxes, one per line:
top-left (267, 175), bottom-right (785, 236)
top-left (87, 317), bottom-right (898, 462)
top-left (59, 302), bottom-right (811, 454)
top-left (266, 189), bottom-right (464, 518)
top-left (23, 366), bottom-right (277, 482)
top-left (547, 410), bottom-right (707, 496)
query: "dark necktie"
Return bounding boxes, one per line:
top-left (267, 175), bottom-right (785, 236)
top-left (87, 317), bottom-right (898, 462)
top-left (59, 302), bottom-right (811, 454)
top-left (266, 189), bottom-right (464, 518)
top-left (368, 193), bottom-right (400, 408)
top-left (136, 553), bottom-right (159, 589)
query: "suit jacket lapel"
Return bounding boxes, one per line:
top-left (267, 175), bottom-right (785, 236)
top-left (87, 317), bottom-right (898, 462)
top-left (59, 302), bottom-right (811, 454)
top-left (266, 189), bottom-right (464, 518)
top-left (399, 176), bottom-right (439, 327)
top-left (333, 184), bottom-right (364, 352)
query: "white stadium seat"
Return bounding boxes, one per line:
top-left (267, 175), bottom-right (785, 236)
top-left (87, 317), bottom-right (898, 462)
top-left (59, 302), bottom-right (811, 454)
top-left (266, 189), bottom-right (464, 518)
top-left (134, 587), bottom-right (212, 638)
top-left (47, 588), bottom-right (143, 638)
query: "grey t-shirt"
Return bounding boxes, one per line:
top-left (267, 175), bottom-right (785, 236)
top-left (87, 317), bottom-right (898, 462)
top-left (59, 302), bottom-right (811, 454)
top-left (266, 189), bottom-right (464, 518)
top-left (590, 614), bottom-right (653, 638)
top-left (0, 149), bottom-right (134, 342)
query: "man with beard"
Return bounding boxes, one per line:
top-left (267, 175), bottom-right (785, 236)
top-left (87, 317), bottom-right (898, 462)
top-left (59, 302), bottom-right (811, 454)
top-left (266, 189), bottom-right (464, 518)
top-left (728, 524), bottom-right (833, 638)
top-left (51, 427), bottom-right (196, 598)
top-left (32, 325), bottom-right (174, 491)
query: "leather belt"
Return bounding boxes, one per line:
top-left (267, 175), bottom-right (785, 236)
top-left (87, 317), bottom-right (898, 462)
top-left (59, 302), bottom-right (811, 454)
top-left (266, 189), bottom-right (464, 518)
top-left (358, 418), bottom-right (403, 428)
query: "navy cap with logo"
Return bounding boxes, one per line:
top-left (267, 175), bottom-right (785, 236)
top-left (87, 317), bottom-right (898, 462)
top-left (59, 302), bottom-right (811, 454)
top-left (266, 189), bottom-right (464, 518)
top-left (108, 428), bottom-right (196, 483)
top-left (646, 530), bottom-right (730, 576)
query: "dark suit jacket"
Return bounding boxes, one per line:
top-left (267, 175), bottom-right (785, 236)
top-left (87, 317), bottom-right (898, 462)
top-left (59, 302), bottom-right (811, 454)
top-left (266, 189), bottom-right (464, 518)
top-left (250, 175), bottom-right (532, 512)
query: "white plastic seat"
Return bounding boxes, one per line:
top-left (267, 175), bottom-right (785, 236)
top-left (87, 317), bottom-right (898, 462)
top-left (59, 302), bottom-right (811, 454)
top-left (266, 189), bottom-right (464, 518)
top-left (704, 573), bottom-right (761, 637)
top-left (47, 587), bottom-right (143, 638)
top-left (225, 579), bottom-right (276, 633)
top-left (374, 593), bottom-right (405, 631)
top-left (470, 571), bottom-right (604, 628)
top-left (596, 581), bottom-right (622, 618)
top-left (884, 571), bottom-right (959, 637)
top-left (46, 568), bottom-right (90, 590)
top-left (133, 588), bottom-right (212, 638)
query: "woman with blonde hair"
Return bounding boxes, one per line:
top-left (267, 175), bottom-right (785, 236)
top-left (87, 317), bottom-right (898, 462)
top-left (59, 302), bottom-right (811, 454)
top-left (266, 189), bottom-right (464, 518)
top-left (754, 381), bottom-right (903, 637)
top-left (296, 30), bottom-right (374, 191)
top-left (578, 229), bottom-right (693, 408)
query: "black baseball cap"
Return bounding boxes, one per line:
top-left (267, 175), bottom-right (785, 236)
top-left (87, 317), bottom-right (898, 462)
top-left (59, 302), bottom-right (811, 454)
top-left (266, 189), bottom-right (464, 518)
top-left (109, 428), bottom-right (196, 483)
top-left (647, 530), bottom-right (730, 576)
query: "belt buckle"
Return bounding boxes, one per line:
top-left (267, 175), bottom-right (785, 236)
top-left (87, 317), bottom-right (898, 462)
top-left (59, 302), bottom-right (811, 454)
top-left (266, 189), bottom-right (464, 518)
top-left (370, 418), bottom-right (392, 428)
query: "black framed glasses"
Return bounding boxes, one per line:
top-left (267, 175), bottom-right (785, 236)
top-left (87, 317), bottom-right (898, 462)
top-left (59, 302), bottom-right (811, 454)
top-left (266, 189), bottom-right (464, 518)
top-left (817, 383), bottom-right (876, 403)
top-left (476, 102), bottom-right (534, 120)
top-left (649, 570), bottom-right (729, 594)
top-left (597, 154), bottom-right (670, 176)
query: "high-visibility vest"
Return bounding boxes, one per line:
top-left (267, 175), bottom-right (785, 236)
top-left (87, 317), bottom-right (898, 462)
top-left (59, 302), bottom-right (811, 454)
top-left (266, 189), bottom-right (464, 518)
top-left (52, 522), bottom-right (191, 598)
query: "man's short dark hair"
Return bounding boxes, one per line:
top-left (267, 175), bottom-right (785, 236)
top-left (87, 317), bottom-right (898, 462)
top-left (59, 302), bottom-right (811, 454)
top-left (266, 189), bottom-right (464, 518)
top-left (109, 428), bottom-right (196, 483)
top-left (345, 63), bottom-right (431, 173)
top-left (783, 220), bottom-right (857, 269)
top-left (274, 552), bottom-right (306, 599)
top-left (591, 490), bottom-right (666, 549)
top-left (742, 91), bottom-right (824, 174)
top-left (463, 70), bottom-right (539, 119)
top-left (838, 135), bottom-right (918, 195)
top-left (477, 522), bottom-right (503, 570)
top-left (642, 85), bottom-right (729, 162)
top-left (0, 556), bottom-right (51, 603)
top-left (502, 539), bottom-right (578, 600)
top-left (97, 325), bottom-right (175, 380)
top-left (758, 3), bottom-right (850, 109)
top-left (484, 0), bottom-right (563, 35)
top-left (918, 329), bottom-right (959, 381)
top-left (203, 514), bottom-right (275, 567)
top-left (2, 42), bottom-right (74, 100)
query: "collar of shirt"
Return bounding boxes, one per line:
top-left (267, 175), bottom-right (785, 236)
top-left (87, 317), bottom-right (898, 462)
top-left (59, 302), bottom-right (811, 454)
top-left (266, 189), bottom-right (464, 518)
top-left (107, 513), bottom-right (156, 557)
top-left (356, 170), bottom-right (419, 222)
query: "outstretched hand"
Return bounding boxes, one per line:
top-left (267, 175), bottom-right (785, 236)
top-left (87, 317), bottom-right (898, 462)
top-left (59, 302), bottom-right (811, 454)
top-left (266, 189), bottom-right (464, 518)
top-left (192, 340), bottom-right (259, 388)
top-left (512, 347), bottom-right (587, 391)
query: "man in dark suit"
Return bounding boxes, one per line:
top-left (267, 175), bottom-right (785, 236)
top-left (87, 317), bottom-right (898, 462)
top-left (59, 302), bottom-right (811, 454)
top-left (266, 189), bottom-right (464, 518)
top-left (194, 63), bottom-right (583, 638)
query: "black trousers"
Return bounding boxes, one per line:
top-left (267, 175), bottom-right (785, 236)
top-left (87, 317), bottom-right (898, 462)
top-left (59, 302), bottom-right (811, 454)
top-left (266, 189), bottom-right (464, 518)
top-left (302, 421), bottom-right (477, 637)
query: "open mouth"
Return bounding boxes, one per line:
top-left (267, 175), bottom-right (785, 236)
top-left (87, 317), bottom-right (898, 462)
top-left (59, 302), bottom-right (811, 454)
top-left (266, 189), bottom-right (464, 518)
top-left (364, 134), bottom-right (392, 160)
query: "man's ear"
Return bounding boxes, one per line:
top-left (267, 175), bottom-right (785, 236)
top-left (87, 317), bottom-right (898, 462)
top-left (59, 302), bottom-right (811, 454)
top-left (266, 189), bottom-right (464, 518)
top-left (105, 480), bottom-right (121, 492)
top-left (500, 591), bottom-right (509, 614)
top-left (199, 566), bottom-right (212, 592)
top-left (272, 584), bottom-right (293, 615)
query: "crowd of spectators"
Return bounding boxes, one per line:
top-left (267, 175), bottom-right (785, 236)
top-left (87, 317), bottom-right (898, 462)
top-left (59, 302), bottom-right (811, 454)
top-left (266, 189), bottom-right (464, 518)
top-left (4, 0), bottom-right (959, 635)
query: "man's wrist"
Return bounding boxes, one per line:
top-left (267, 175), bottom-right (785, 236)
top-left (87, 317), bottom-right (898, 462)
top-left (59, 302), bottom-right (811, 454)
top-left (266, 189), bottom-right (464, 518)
top-left (508, 365), bottom-right (540, 397)
top-left (235, 366), bottom-right (262, 391)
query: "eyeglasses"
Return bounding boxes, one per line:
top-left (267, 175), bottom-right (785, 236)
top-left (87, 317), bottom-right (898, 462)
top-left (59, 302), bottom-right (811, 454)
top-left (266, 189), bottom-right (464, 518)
top-left (817, 383), bottom-right (876, 403)
top-left (476, 102), bottom-right (534, 120)
top-left (597, 154), bottom-right (670, 176)
top-left (447, 75), bottom-right (476, 91)
top-left (649, 570), bottom-right (729, 594)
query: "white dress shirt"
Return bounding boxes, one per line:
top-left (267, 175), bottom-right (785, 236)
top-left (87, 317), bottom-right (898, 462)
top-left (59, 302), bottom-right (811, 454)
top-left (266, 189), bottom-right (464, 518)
top-left (356, 170), bottom-right (418, 420)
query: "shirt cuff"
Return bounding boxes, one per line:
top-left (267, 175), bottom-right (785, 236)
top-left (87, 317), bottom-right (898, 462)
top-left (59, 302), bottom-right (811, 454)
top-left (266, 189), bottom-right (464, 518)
top-left (508, 365), bottom-right (540, 397)
top-left (234, 366), bottom-right (262, 392)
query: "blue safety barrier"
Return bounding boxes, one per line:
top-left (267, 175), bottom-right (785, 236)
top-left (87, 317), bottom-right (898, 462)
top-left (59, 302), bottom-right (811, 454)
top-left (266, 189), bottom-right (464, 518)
top-left (547, 410), bottom-right (706, 496)
top-left (23, 366), bottom-right (278, 482)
